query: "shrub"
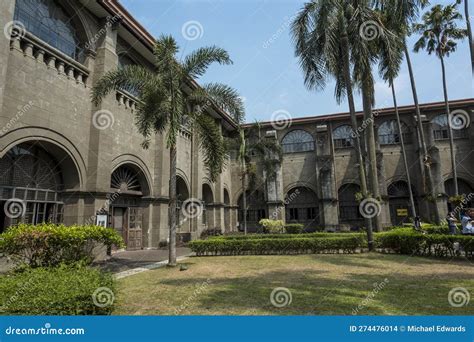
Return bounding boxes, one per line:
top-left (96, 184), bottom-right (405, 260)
top-left (0, 264), bottom-right (115, 315)
top-left (0, 223), bottom-right (124, 267)
top-left (375, 229), bottom-right (474, 259)
top-left (200, 228), bottom-right (223, 239)
top-left (208, 232), bottom-right (364, 240)
top-left (259, 219), bottom-right (284, 234)
top-left (188, 235), bottom-right (366, 256)
top-left (285, 224), bottom-right (304, 234)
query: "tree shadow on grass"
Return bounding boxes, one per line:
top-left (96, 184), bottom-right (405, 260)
top-left (150, 269), bottom-right (474, 316)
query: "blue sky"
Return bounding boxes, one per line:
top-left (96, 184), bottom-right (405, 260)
top-left (121, 0), bottom-right (472, 122)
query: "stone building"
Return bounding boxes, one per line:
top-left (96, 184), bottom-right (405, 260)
top-left (0, 0), bottom-right (472, 248)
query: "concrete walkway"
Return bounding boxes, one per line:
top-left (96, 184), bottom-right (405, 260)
top-left (96, 247), bottom-right (192, 274)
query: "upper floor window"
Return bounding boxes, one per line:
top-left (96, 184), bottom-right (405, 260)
top-left (378, 120), bottom-right (411, 145)
top-left (281, 130), bottom-right (315, 153)
top-left (118, 53), bottom-right (141, 97)
top-left (14, 0), bottom-right (84, 61)
top-left (431, 114), bottom-right (468, 141)
top-left (333, 125), bottom-right (354, 149)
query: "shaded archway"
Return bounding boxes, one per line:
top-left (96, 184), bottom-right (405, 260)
top-left (237, 190), bottom-right (266, 232)
top-left (0, 141), bottom-right (80, 232)
top-left (223, 188), bottom-right (231, 232)
top-left (285, 187), bottom-right (319, 231)
top-left (387, 180), bottom-right (418, 225)
top-left (201, 183), bottom-right (214, 227)
top-left (338, 183), bottom-right (363, 226)
top-left (445, 178), bottom-right (473, 212)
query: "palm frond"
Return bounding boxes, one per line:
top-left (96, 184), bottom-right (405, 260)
top-left (183, 46), bottom-right (232, 79)
top-left (91, 65), bottom-right (161, 106)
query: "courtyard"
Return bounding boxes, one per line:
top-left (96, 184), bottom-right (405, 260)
top-left (115, 253), bottom-right (474, 315)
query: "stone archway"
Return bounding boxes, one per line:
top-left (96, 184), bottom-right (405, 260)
top-left (0, 141), bottom-right (80, 232)
top-left (109, 164), bottom-right (150, 250)
top-left (223, 188), bottom-right (231, 232)
top-left (201, 183), bottom-right (214, 228)
top-left (285, 186), bottom-right (319, 231)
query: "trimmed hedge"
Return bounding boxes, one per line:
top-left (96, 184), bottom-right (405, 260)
top-left (0, 264), bottom-right (115, 315)
top-left (208, 232), bottom-right (365, 240)
top-left (285, 224), bottom-right (304, 234)
top-left (0, 223), bottom-right (124, 267)
top-left (188, 235), bottom-right (366, 256)
top-left (375, 229), bottom-right (474, 258)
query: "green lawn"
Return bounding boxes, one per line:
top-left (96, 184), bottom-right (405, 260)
top-left (115, 253), bottom-right (474, 315)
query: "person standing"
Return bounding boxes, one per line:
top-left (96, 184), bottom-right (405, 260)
top-left (461, 209), bottom-right (474, 235)
top-left (446, 212), bottom-right (458, 235)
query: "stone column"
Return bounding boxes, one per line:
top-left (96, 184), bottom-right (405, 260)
top-left (315, 124), bottom-right (339, 230)
top-left (0, 0), bottom-right (16, 114)
top-left (264, 129), bottom-right (285, 221)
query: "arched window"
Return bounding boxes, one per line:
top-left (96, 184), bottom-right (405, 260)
top-left (14, 0), bottom-right (84, 61)
top-left (111, 166), bottom-right (142, 194)
top-left (281, 130), bottom-right (315, 153)
top-left (378, 120), bottom-right (411, 145)
top-left (285, 187), bottom-right (319, 229)
top-left (333, 125), bottom-right (354, 149)
top-left (431, 114), bottom-right (468, 140)
top-left (338, 183), bottom-right (362, 223)
top-left (238, 190), bottom-right (266, 232)
top-left (0, 143), bottom-right (66, 231)
top-left (117, 53), bottom-right (142, 97)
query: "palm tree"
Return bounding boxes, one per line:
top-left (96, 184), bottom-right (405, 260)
top-left (230, 122), bottom-right (282, 234)
top-left (414, 3), bottom-right (468, 197)
top-left (350, 3), bottom-right (401, 232)
top-left (376, 0), bottom-right (440, 223)
top-left (291, 0), bottom-right (375, 249)
top-left (92, 35), bottom-right (244, 266)
top-left (459, 0), bottom-right (474, 73)
top-left (378, 15), bottom-right (418, 220)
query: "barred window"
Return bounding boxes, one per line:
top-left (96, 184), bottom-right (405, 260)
top-left (14, 0), bottom-right (84, 61)
top-left (281, 130), bottom-right (315, 153)
top-left (333, 125), bottom-right (354, 149)
top-left (378, 120), bottom-right (411, 145)
top-left (431, 114), bottom-right (468, 140)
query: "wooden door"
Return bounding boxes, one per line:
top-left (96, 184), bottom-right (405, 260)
top-left (126, 207), bottom-right (143, 250)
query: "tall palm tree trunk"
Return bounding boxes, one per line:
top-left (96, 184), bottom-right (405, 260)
top-left (241, 161), bottom-right (248, 235)
top-left (440, 55), bottom-right (459, 195)
top-left (391, 83), bottom-right (417, 219)
top-left (168, 144), bottom-right (177, 266)
top-left (466, 0), bottom-right (474, 74)
top-left (341, 33), bottom-right (374, 250)
top-left (404, 45), bottom-right (440, 223)
top-left (362, 86), bottom-right (381, 232)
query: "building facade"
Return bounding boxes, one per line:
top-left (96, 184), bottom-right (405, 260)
top-left (0, 0), bottom-right (472, 248)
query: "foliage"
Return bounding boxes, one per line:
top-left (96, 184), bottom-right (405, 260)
top-left (0, 223), bottom-right (124, 267)
top-left (0, 264), bottom-right (115, 315)
top-left (375, 229), bottom-right (474, 258)
top-left (285, 224), bottom-right (304, 234)
top-left (188, 236), bottom-right (366, 256)
top-left (258, 219), bottom-right (285, 234)
top-left (92, 35), bottom-right (244, 182)
top-left (209, 232), bottom-right (365, 240)
top-left (413, 3), bottom-right (467, 58)
top-left (200, 228), bottom-right (223, 239)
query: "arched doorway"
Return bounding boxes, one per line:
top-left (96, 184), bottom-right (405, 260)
top-left (176, 175), bottom-right (190, 232)
top-left (387, 180), bottom-right (417, 225)
top-left (0, 142), bottom-right (80, 232)
top-left (338, 183), bottom-right (363, 227)
top-left (201, 184), bottom-right (214, 227)
top-left (285, 187), bottom-right (319, 231)
top-left (445, 178), bottom-right (473, 212)
top-left (109, 164), bottom-right (149, 250)
top-left (237, 190), bottom-right (266, 232)
top-left (223, 189), bottom-right (231, 232)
